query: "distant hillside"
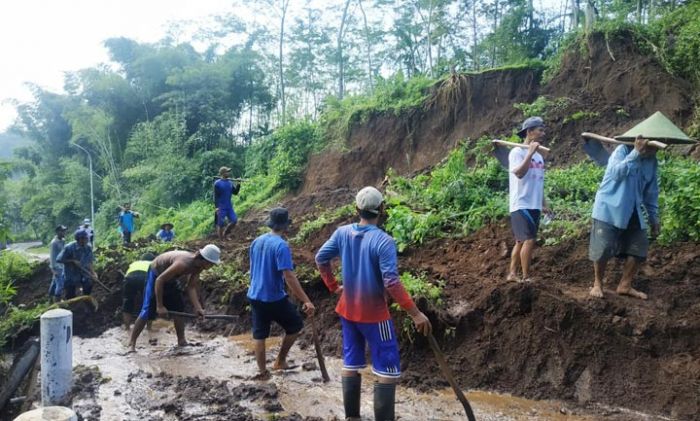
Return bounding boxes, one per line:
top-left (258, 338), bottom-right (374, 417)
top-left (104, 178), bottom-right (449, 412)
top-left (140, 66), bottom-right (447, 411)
top-left (0, 132), bottom-right (31, 159)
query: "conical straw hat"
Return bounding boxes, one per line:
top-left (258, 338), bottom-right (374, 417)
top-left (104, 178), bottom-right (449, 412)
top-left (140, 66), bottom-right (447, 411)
top-left (615, 111), bottom-right (695, 144)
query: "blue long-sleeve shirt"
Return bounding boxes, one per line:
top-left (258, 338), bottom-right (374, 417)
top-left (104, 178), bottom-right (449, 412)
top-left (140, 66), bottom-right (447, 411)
top-left (592, 145), bottom-right (659, 230)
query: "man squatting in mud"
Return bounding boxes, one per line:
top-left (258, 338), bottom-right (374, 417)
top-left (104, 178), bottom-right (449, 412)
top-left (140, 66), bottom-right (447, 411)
top-left (507, 116), bottom-right (550, 283)
top-left (128, 245), bottom-right (221, 352)
top-left (316, 186), bottom-right (432, 421)
top-left (589, 135), bottom-right (660, 300)
top-left (247, 207), bottom-right (315, 379)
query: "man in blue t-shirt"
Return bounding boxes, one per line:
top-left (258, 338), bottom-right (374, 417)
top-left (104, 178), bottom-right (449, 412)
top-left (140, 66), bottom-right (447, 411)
top-left (118, 203), bottom-right (140, 245)
top-left (57, 229), bottom-right (97, 299)
top-left (214, 167), bottom-right (241, 240)
top-left (247, 207), bottom-right (315, 379)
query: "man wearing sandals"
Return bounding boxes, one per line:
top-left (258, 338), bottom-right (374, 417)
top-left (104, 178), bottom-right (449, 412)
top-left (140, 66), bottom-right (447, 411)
top-left (589, 136), bottom-right (660, 300)
top-left (507, 117), bottom-right (550, 283)
top-left (247, 207), bottom-right (315, 379)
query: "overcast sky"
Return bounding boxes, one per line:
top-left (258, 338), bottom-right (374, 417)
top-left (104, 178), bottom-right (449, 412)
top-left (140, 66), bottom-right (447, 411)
top-left (0, 0), bottom-right (235, 131)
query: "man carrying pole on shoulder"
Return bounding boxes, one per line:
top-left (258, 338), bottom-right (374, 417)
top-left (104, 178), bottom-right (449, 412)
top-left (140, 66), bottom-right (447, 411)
top-left (589, 135), bottom-right (660, 300)
top-left (315, 186), bottom-right (432, 421)
top-left (214, 167), bottom-right (241, 240)
top-left (507, 116), bottom-right (550, 283)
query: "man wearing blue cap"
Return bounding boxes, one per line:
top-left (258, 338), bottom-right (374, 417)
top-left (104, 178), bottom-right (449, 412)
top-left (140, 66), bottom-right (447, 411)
top-left (57, 229), bottom-right (97, 299)
top-left (247, 207), bottom-right (315, 379)
top-left (507, 116), bottom-right (549, 283)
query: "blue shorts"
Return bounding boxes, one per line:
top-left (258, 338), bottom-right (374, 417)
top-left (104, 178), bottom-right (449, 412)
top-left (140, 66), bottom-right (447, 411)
top-left (138, 269), bottom-right (184, 320)
top-left (249, 297), bottom-right (304, 340)
top-left (216, 208), bottom-right (238, 227)
top-left (341, 317), bottom-right (401, 379)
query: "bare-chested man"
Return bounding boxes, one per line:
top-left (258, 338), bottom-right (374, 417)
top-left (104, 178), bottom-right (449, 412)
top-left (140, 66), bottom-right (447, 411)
top-left (589, 136), bottom-right (660, 300)
top-left (128, 245), bottom-right (221, 352)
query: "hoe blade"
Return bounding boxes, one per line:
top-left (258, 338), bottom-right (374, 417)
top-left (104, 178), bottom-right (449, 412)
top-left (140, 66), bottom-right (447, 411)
top-left (583, 138), bottom-right (610, 167)
top-left (493, 144), bottom-right (510, 169)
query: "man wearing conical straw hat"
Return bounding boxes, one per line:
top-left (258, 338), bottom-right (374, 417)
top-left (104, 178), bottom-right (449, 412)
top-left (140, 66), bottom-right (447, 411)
top-left (588, 112), bottom-right (692, 299)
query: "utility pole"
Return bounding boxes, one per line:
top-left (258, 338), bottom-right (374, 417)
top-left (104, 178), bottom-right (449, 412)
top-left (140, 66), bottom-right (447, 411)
top-left (71, 143), bottom-right (95, 244)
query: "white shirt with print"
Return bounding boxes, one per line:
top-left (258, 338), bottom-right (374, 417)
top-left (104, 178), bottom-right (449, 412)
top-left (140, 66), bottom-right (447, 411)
top-left (508, 147), bottom-right (545, 213)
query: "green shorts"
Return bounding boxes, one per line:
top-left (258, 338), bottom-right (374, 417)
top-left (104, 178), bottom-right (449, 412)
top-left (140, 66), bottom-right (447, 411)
top-left (589, 218), bottom-right (648, 262)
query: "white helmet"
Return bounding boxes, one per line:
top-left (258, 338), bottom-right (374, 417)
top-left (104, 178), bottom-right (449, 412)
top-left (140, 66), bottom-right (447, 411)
top-left (199, 244), bottom-right (221, 265)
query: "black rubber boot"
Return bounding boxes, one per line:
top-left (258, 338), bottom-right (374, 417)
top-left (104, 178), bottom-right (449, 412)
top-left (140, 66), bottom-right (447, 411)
top-left (342, 374), bottom-right (362, 419)
top-left (373, 382), bottom-right (396, 421)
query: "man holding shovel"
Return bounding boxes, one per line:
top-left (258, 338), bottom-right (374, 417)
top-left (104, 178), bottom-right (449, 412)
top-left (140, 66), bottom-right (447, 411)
top-left (507, 116), bottom-right (549, 283)
top-left (247, 207), bottom-right (315, 380)
top-left (57, 229), bottom-right (97, 299)
top-left (128, 245), bottom-right (221, 352)
top-left (315, 186), bottom-right (432, 421)
top-left (589, 136), bottom-right (660, 300)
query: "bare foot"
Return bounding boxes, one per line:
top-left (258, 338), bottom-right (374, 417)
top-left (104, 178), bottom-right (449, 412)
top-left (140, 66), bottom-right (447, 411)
top-left (506, 272), bottom-right (518, 282)
top-left (616, 287), bottom-right (648, 300)
top-left (250, 370), bottom-right (271, 381)
top-left (272, 361), bottom-right (299, 371)
top-left (589, 285), bottom-right (604, 298)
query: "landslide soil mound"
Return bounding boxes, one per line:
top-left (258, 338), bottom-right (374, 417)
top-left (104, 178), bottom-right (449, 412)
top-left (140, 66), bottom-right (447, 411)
top-left (302, 30), bottom-right (695, 193)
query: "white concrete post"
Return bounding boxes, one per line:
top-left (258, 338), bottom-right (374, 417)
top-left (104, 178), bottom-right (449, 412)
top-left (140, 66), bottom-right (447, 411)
top-left (40, 309), bottom-right (73, 406)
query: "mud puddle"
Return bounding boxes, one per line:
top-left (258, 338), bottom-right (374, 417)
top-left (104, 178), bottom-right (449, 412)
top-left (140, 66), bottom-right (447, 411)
top-left (69, 322), bottom-right (669, 420)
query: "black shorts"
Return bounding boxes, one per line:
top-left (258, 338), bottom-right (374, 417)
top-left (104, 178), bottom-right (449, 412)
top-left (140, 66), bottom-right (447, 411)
top-left (510, 209), bottom-right (541, 242)
top-left (249, 297), bottom-right (304, 340)
top-left (122, 271), bottom-right (147, 314)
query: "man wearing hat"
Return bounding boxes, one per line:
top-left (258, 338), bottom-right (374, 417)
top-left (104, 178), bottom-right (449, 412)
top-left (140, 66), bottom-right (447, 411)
top-left (214, 166), bottom-right (241, 240)
top-left (122, 252), bottom-right (156, 330)
top-left (157, 223), bottom-right (175, 242)
top-left (128, 244), bottom-right (221, 352)
top-left (507, 116), bottom-right (549, 283)
top-left (48, 225), bottom-right (68, 302)
top-left (589, 136), bottom-right (659, 300)
top-left (118, 203), bottom-right (140, 245)
top-left (247, 207), bottom-right (315, 379)
top-left (315, 186), bottom-right (432, 421)
top-left (57, 229), bottom-right (97, 299)
top-left (81, 218), bottom-right (95, 247)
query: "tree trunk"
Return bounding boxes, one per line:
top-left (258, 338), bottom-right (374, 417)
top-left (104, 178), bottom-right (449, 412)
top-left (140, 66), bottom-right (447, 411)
top-left (471, 0), bottom-right (479, 70)
top-left (278, 0), bottom-right (289, 125)
top-left (427, 0), bottom-right (434, 77)
top-left (357, 0), bottom-right (374, 92)
top-left (337, 0), bottom-right (352, 99)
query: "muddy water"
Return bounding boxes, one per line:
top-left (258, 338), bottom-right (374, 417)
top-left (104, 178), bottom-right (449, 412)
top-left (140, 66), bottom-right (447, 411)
top-left (71, 322), bottom-right (666, 420)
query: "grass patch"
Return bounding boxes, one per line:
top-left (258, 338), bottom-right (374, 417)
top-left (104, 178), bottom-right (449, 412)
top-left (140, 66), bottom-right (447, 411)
top-left (291, 204), bottom-right (355, 244)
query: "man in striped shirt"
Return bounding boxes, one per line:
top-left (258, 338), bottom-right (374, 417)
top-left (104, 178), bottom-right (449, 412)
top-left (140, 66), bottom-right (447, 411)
top-left (315, 186), bottom-right (432, 421)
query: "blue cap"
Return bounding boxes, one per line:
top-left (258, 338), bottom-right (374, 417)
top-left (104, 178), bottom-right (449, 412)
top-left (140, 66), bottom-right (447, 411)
top-left (74, 229), bottom-right (89, 240)
top-left (518, 116), bottom-right (545, 138)
top-left (266, 207), bottom-right (292, 230)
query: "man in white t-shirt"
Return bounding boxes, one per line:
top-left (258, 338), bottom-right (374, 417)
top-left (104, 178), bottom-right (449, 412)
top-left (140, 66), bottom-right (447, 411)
top-left (507, 116), bottom-right (549, 283)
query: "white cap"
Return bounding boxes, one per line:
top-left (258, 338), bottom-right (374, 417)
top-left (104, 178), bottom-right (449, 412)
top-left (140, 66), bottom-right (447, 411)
top-left (199, 244), bottom-right (221, 265)
top-left (355, 186), bottom-right (383, 214)
top-left (83, 218), bottom-right (91, 224)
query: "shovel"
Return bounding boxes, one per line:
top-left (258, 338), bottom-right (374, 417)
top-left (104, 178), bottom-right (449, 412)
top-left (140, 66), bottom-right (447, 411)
top-left (167, 310), bottom-right (238, 321)
top-left (76, 264), bottom-right (113, 293)
top-left (427, 334), bottom-right (476, 421)
top-left (581, 132), bottom-right (668, 167)
top-left (492, 139), bottom-right (551, 169)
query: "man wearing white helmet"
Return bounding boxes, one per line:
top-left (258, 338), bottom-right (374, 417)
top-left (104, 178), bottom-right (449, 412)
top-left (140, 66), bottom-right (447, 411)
top-left (128, 244), bottom-right (221, 352)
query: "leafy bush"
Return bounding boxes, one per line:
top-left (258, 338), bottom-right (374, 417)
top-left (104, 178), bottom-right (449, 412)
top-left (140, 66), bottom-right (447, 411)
top-left (399, 272), bottom-right (443, 306)
top-left (0, 303), bottom-right (52, 348)
top-left (563, 111), bottom-right (600, 124)
top-left (658, 154), bottom-right (700, 244)
top-left (292, 204), bottom-right (355, 244)
top-left (0, 251), bottom-right (34, 305)
top-left (513, 96), bottom-right (572, 118)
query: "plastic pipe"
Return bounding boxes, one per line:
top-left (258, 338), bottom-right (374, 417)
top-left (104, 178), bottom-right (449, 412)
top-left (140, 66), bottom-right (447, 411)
top-left (40, 309), bottom-right (72, 406)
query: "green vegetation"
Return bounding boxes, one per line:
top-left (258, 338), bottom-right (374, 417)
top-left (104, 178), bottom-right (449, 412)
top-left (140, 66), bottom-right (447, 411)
top-left (513, 96), bottom-right (572, 118)
top-left (201, 260), bottom-right (250, 305)
top-left (0, 251), bottom-right (41, 348)
top-left (292, 204), bottom-right (355, 244)
top-left (399, 272), bottom-right (443, 307)
top-left (563, 111), bottom-right (600, 124)
top-left (0, 303), bottom-right (52, 348)
top-left (658, 154), bottom-right (700, 244)
top-left (385, 140), bottom-right (508, 252)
